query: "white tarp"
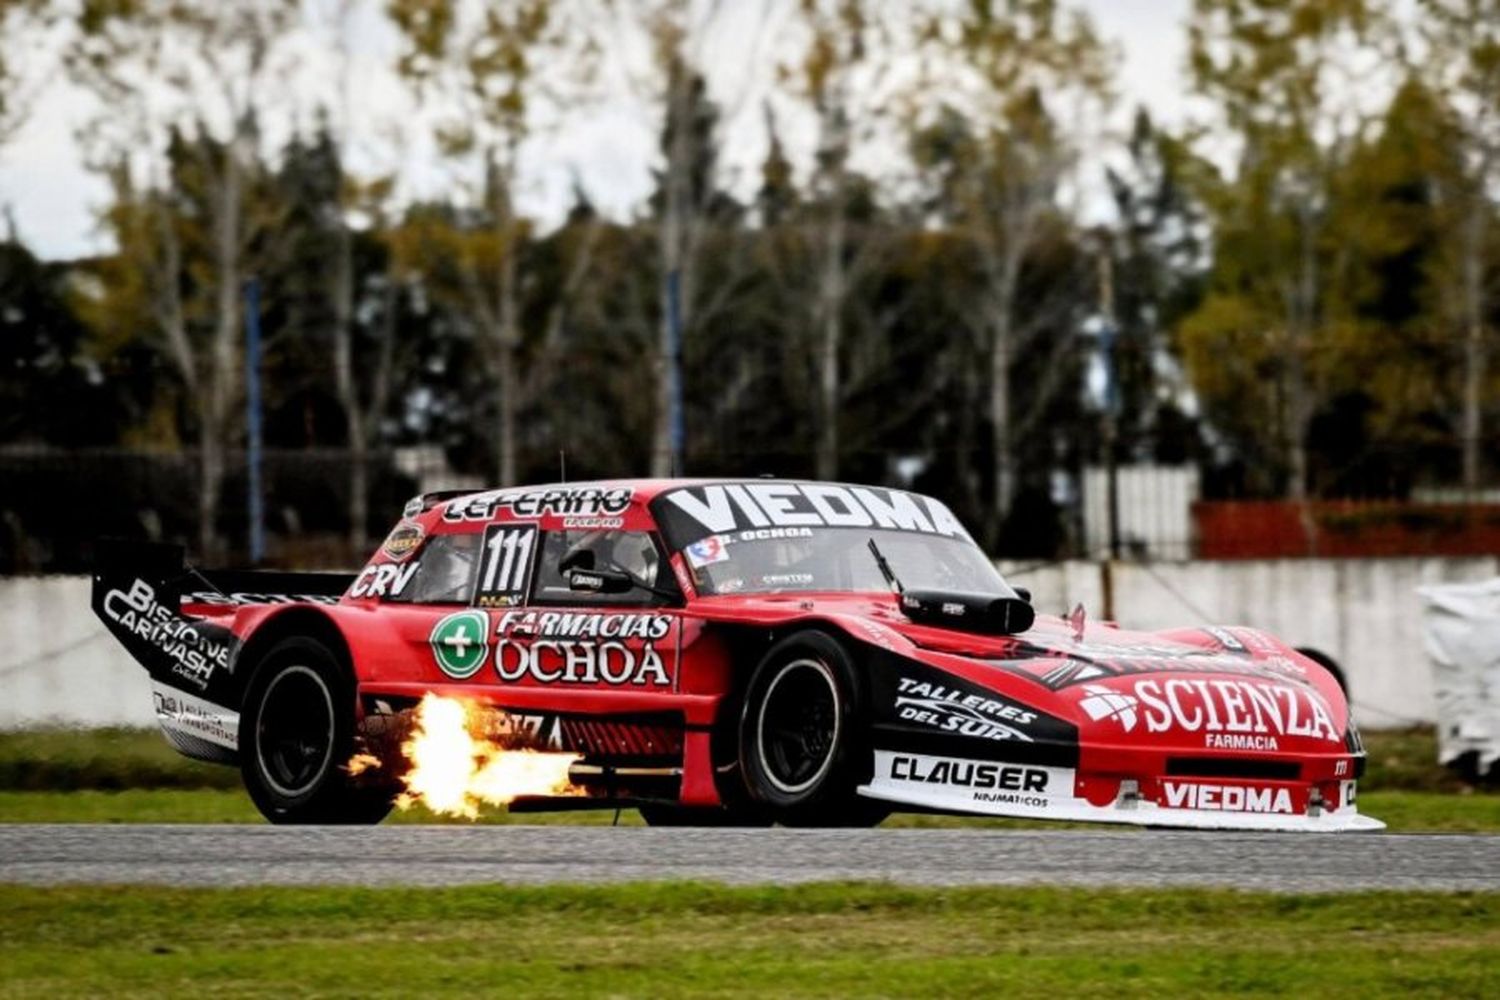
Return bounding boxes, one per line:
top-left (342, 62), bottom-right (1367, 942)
top-left (1418, 578), bottom-right (1500, 776)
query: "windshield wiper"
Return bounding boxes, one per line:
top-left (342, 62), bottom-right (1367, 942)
top-left (867, 538), bottom-right (904, 595)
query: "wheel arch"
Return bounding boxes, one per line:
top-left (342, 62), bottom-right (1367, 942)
top-left (706, 615), bottom-right (868, 665)
top-left (1294, 645), bottom-right (1348, 696)
top-left (700, 616), bottom-right (874, 698)
top-left (230, 606), bottom-right (357, 708)
top-left (695, 617), bottom-right (875, 779)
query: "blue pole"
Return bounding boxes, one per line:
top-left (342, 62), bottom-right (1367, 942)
top-left (244, 277), bottom-right (265, 565)
top-left (667, 267), bottom-right (685, 476)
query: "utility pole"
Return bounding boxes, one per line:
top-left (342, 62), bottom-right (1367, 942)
top-left (245, 277), bottom-right (265, 565)
top-left (1097, 244), bottom-right (1120, 620)
top-left (666, 267), bottom-right (685, 476)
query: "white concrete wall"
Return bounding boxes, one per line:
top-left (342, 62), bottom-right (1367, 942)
top-left (5, 561), bottom-right (1498, 730)
top-left (1002, 557), bottom-right (1500, 730)
top-left (0, 577), bottom-right (156, 728)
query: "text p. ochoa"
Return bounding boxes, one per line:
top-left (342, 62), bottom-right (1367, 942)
top-left (466, 639), bottom-right (673, 687)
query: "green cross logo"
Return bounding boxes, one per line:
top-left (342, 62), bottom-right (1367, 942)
top-left (429, 611), bottom-right (490, 679)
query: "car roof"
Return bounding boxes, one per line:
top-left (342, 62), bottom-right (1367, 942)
top-left (438, 477), bottom-right (926, 505)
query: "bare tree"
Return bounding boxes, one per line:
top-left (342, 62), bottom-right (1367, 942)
top-left (1185, 0), bottom-right (1384, 501)
top-left (781, 0), bottom-right (888, 481)
top-left (301, 0), bottom-right (404, 551)
top-left (914, 0), bottom-right (1112, 540)
top-left (0, 0), bottom-right (53, 153)
top-left (68, 0), bottom-right (299, 559)
top-left (389, 0), bottom-right (593, 487)
top-left (604, 0), bottom-right (773, 476)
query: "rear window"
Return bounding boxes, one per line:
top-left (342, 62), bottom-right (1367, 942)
top-left (387, 533), bottom-right (482, 605)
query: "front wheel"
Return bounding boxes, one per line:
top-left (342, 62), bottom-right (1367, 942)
top-left (737, 630), bottom-right (889, 827)
top-left (239, 636), bottom-right (393, 825)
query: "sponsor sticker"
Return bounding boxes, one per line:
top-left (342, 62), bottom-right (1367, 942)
top-left (381, 520), bottom-right (424, 561)
top-left (1077, 678), bottom-right (1341, 748)
top-left (428, 610), bottom-right (678, 687)
top-left (1160, 780), bottom-right (1296, 815)
top-left (658, 483), bottom-right (971, 543)
top-left (870, 750), bottom-right (1075, 811)
top-left (101, 579), bottom-right (230, 690)
top-left (152, 683), bottom-right (238, 750)
top-left (429, 610), bottom-right (490, 679)
top-left (759, 572), bottom-right (814, 588)
top-left (184, 590), bottom-right (340, 607)
top-left (893, 676), bottom-right (1039, 742)
top-left (1077, 683), bottom-right (1140, 731)
top-left (562, 515), bottom-right (625, 530)
top-left (685, 535), bottom-right (730, 568)
top-left (445, 487), bottom-right (634, 523)
top-left (350, 561), bottom-right (420, 600)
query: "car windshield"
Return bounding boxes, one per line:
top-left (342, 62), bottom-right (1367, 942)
top-left (679, 526), bottom-right (1008, 597)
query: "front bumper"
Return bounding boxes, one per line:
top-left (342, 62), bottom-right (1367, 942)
top-left (859, 750), bottom-right (1385, 833)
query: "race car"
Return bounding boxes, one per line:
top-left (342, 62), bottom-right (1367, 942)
top-left (92, 478), bottom-right (1381, 831)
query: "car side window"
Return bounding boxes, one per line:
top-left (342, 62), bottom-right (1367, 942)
top-left (386, 533), bottom-right (482, 605)
top-left (532, 530), bottom-right (666, 607)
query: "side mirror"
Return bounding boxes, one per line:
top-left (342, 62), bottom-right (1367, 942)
top-left (567, 567), bottom-right (635, 594)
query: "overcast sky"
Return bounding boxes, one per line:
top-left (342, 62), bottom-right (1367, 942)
top-left (0, 0), bottom-right (1191, 261)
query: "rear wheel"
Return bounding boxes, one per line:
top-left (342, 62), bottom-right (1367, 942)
top-left (239, 636), bottom-right (393, 825)
top-left (737, 630), bottom-right (889, 827)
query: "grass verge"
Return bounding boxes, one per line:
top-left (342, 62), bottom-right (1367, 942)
top-left (1, 882), bottom-right (1497, 998)
top-left (0, 727), bottom-right (238, 791)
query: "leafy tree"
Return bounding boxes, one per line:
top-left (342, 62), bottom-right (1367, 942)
top-left (0, 238), bottom-right (125, 445)
top-left (1180, 0), bottom-right (1382, 500)
top-left (388, 0), bottom-right (594, 487)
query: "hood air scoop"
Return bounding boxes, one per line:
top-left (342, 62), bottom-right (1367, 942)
top-left (897, 588), bottom-right (1035, 636)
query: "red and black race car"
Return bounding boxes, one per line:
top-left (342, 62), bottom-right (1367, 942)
top-left (93, 478), bottom-right (1380, 830)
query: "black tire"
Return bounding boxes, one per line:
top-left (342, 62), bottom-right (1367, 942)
top-left (239, 636), bottom-right (394, 825)
top-left (737, 630), bottom-right (890, 827)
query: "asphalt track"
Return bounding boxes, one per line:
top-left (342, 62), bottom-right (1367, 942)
top-left (3, 825), bottom-right (1500, 891)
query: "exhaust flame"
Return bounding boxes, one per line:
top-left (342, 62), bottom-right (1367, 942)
top-left (345, 753), bottom-right (382, 777)
top-left (394, 694), bottom-right (581, 818)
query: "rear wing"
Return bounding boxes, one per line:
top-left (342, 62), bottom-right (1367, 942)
top-left (90, 540), bottom-right (355, 759)
top-left (93, 539), bottom-right (354, 609)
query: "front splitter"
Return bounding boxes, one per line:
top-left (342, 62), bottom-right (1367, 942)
top-left (858, 780), bottom-right (1386, 833)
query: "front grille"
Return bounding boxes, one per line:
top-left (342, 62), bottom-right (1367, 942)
top-left (1165, 757), bottom-right (1301, 780)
